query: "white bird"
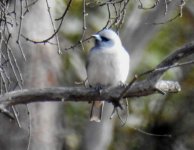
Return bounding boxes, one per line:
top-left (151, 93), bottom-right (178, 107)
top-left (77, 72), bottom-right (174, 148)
top-left (86, 29), bottom-right (130, 122)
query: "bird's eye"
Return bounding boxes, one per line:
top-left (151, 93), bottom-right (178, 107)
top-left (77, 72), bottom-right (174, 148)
top-left (101, 36), bottom-right (109, 42)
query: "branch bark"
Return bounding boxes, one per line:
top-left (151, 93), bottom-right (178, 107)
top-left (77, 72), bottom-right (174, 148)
top-left (0, 80), bottom-right (180, 107)
top-left (0, 42), bottom-right (194, 110)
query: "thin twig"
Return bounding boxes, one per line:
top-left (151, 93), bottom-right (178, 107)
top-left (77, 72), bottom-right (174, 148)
top-left (16, 0), bottom-right (26, 61)
top-left (12, 106), bottom-right (21, 128)
top-left (179, 0), bottom-right (185, 17)
top-left (137, 0), bottom-right (160, 9)
top-left (25, 0), bottom-right (39, 9)
top-left (104, 4), bottom-right (112, 28)
top-left (130, 125), bottom-right (172, 137)
top-left (4, 34), bottom-right (23, 89)
top-left (24, 0), bottom-right (30, 15)
top-left (79, 0), bottom-right (87, 51)
top-left (26, 104), bottom-right (31, 150)
top-left (7, 47), bottom-right (23, 89)
top-left (45, 0), bottom-right (61, 54)
top-left (164, 0), bottom-right (168, 15)
top-left (150, 0), bottom-right (185, 25)
top-left (22, 0), bottom-right (73, 48)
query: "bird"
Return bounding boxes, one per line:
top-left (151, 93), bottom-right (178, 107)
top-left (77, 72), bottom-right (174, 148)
top-left (86, 29), bottom-right (130, 122)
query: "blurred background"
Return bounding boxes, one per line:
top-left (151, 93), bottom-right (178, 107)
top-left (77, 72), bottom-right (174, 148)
top-left (0, 0), bottom-right (194, 150)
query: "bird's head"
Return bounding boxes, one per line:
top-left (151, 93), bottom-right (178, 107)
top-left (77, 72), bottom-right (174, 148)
top-left (92, 29), bottom-right (122, 48)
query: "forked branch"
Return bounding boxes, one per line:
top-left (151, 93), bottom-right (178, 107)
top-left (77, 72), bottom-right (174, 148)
top-left (0, 42), bottom-right (194, 110)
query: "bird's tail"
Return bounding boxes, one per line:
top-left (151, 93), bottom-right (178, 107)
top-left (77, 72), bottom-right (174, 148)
top-left (90, 101), bottom-right (104, 122)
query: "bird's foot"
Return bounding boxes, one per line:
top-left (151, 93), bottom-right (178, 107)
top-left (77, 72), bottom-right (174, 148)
top-left (119, 81), bottom-right (127, 88)
top-left (94, 84), bottom-right (104, 95)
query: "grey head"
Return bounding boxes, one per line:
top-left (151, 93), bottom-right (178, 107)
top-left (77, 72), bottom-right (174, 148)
top-left (92, 29), bottom-right (122, 48)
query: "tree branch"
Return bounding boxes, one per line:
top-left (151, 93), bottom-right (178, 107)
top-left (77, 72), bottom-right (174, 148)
top-left (148, 42), bottom-right (194, 82)
top-left (0, 80), bottom-right (180, 108)
top-left (0, 42), bottom-right (194, 112)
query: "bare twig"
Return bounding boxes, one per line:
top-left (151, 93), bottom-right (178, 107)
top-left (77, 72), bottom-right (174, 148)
top-left (128, 125), bottom-right (172, 137)
top-left (26, 104), bottom-right (31, 150)
top-left (80, 0), bottom-right (87, 51)
top-left (139, 0), bottom-right (186, 25)
top-left (26, 0), bottom-right (39, 8)
top-left (179, 0), bottom-right (185, 17)
top-left (45, 0), bottom-right (61, 54)
top-left (57, 0), bottom-right (131, 51)
top-left (137, 0), bottom-right (160, 10)
top-left (5, 35), bottom-right (23, 89)
top-left (24, 0), bottom-right (30, 15)
top-left (16, 0), bottom-right (26, 61)
top-left (22, 0), bottom-right (73, 48)
top-left (12, 106), bottom-right (21, 128)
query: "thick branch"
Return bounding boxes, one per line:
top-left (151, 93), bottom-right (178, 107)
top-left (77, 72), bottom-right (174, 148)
top-left (0, 42), bottom-right (194, 109)
top-left (0, 80), bottom-right (180, 108)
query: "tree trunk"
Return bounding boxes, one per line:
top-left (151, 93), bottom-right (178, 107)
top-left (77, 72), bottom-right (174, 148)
top-left (0, 0), bottom-right (62, 150)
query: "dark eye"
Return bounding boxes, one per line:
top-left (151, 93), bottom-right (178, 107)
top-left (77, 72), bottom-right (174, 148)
top-left (101, 36), bottom-right (109, 42)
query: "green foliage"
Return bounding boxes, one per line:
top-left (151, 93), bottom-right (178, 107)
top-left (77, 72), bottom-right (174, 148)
top-left (63, 0), bottom-right (83, 17)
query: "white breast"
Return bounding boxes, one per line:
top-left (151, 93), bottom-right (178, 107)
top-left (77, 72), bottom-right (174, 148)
top-left (87, 46), bottom-right (130, 87)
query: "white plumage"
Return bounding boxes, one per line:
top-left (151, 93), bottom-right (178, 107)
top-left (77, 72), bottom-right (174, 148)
top-left (86, 29), bottom-right (130, 122)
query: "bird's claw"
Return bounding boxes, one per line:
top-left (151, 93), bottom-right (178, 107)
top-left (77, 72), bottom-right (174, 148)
top-left (94, 84), bottom-right (104, 95)
top-left (119, 81), bottom-right (127, 88)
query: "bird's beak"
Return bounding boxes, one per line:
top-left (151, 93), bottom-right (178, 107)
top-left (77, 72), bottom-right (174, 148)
top-left (92, 34), bottom-right (101, 41)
